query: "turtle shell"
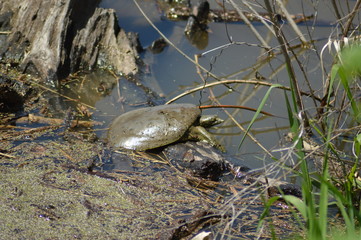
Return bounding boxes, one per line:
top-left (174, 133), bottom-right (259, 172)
top-left (107, 104), bottom-right (201, 151)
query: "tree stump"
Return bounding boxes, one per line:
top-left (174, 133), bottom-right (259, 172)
top-left (0, 0), bottom-right (141, 84)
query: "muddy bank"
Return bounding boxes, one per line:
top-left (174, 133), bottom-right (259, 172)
top-left (0, 133), bottom-right (212, 239)
top-left (0, 125), bottom-right (300, 239)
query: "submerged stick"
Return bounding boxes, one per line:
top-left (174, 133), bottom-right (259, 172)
top-left (0, 152), bottom-right (16, 158)
top-left (16, 114), bottom-right (102, 128)
top-left (23, 78), bottom-right (95, 110)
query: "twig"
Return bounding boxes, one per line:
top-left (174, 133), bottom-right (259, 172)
top-left (228, 0), bottom-right (271, 49)
top-left (276, 0), bottom-right (307, 44)
top-left (225, 106), bottom-right (276, 158)
top-left (264, 0), bottom-right (310, 132)
top-left (199, 104), bottom-right (275, 117)
top-left (22, 78), bottom-right (96, 110)
top-left (241, 0), bottom-right (275, 35)
top-left (193, 53), bottom-right (276, 158)
top-left (16, 114), bottom-right (102, 127)
top-left (342, 0), bottom-right (361, 38)
top-left (0, 152), bottom-right (16, 158)
top-left (331, 0), bottom-right (342, 28)
top-left (0, 125), bottom-right (62, 141)
top-left (166, 79), bottom-right (322, 104)
top-left (132, 0), bottom-right (231, 88)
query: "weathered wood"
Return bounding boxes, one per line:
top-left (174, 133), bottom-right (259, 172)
top-left (0, 0), bottom-right (140, 83)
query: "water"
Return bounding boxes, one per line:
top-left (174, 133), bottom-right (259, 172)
top-left (96, 0), bottom-right (354, 171)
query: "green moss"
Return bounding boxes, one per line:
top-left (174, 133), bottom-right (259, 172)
top-left (0, 135), bottom-right (212, 239)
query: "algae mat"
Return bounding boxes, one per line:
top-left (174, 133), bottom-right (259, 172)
top-left (0, 134), bottom-right (214, 239)
top-left (0, 126), bottom-right (299, 239)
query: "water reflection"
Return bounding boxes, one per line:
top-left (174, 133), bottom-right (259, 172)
top-left (95, 0), bottom-right (347, 171)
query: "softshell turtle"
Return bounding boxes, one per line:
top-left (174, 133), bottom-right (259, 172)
top-left (107, 103), bottom-right (223, 151)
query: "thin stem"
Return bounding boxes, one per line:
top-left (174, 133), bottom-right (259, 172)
top-left (264, 0), bottom-right (310, 131)
top-left (166, 79), bottom-right (322, 104)
top-left (228, 0), bottom-right (271, 49)
top-left (275, 0), bottom-right (307, 44)
top-left (342, 0), bottom-right (361, 38)
top-left (132, 0), bottom-right (231, 89)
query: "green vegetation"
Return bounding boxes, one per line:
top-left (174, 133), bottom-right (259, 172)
top-left (256, 10), bottom-right (361, 240)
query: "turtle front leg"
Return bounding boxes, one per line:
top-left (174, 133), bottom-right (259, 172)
top-left (187, 126), bottom-right (225, 152)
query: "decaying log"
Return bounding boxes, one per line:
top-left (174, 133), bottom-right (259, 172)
top-left (0, 0), bottom-right (140, 83)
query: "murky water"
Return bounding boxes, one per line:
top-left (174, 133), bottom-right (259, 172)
top-left (95, 0), bottom-right (353, 171)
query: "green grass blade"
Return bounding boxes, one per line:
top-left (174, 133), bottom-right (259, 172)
top-left (257, 196), bottom-right (281, 231)
top-left (238, 84), bottom-right (283, 148)
top-left (318, 120), bottom-right (333, 239)
top-left (338, 67), bottom-right (360, 121)
top-left (283, 195), bottom-right (307, 218)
